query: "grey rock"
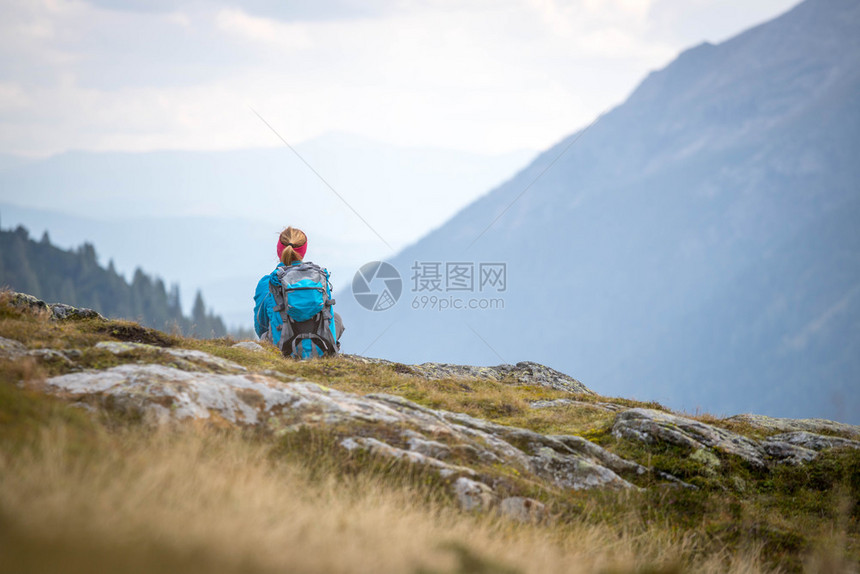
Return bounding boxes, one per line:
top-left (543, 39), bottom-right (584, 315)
top-left (7, 292), bottom-right (49, 314)
top-left (453, 477), bottom-right (496, 511)
top-left (27, 348), bottom-right (75, 367)
top-left (765, 431), bottom-right (860, 452)
top-left (345, 355), bottom-right (592, 394)
top-left (434, 411), bottom-right (639, 491)
top-left (406, 437), bottom-right (452, 460)
top-left (366, 393), bottom-right (441, 417)
top-left (0, 338), bottom-right (77, 367)
top-left (503, 361), bottom-right (592, 394)
top-left (613, 408), bottom-right (767, 468)
top-left (553, 434), bottom-right (648, 476)
top-left (529, 399), bottom-right (624, 411)
top-left (612, 410), bottom-right (860, 468)
top-left (499, 497), bottom-right (546, 523)
top-left (164, 348), bottom-right (248, 373)
top-left (726, 414), bottom-right (860, 439)
top-left (761, 440), bottom-right (818, 465)
top-left (339, 437), bottom-right (474, 479)
top-left (451, 444), bottom-right (501, 464)
top-left (95, 341), bottom-right (246, 373)
top-left (530, 446), bottom-right (634, 490)
top-left (49, 303), bottom-right (103, 321)
top-left (232, 342), bottom-right (264, 352)
top-left (0, 336), bottom-right (27, 359)
top-left (44, 364), bottom-right (282, 424)
top-left (6, 293), bottom-right (103, 321)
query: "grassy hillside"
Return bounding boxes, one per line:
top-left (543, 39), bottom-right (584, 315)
top-left (1, 291), bottom-right (858, 573)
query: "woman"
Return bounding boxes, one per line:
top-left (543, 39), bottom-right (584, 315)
top-left (254, 226), bottom-right (344, 358)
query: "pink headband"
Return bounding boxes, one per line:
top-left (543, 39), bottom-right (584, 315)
top-left (277, 238), bottom-right (307, 261)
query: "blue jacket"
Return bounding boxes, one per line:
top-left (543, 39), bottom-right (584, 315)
top-left (254, 262), bottom-right (292, 345)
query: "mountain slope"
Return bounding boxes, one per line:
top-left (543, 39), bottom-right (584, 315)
top-left (336, 0), bottom-right (860, 423)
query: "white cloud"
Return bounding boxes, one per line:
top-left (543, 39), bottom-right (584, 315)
top-left (576, 26), bottom-right (673, 59)
top-left (0, 82), bottom-right (29, 110)
top-left (215, 8), bottom-right (312, 49)
top-left (0, 0), bottom-right (799, 157)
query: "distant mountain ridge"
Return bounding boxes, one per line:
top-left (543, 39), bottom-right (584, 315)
top-left (0, 133), bottom-right (535, 256)
top-left (0, 134), bottom-right (535, 329)
top-left (336, 0), bottom-right (860, 423)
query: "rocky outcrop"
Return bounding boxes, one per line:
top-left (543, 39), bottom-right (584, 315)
top-left (346, 355), bottom-right (592, 394)
top-left (759, 431), bottom-right (860, 464)
top-left (1, 336), bottom-right (79, 367)
top-left (36, 348), bottom-right (639, 509)
top-left (612, 408), bottom-right (859, 468)
top-left (7, 295), bottom-right (859, 516)
top-left (6, 292), bottom-right (104, 321)
top-left (766, 431), bottom-right (860, 451)
top-left (95, 341), bottom-right (249, 374)
top-left (529, 398), bottom-right (625, 411)
top-left (0, 336), bottom-right (28, 360)
top-left (726, 413), bottom-right (860, 439)
top-left (613, 408), bottom-right (767, 467)
top-left (19, 335), bottom-right (859, 509)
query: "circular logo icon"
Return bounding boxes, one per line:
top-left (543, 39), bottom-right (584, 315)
top-left (352, 261), bottom-right (402, 311)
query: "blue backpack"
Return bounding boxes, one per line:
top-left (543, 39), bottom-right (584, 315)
top-left (268, 262), bottom-right (339, 359)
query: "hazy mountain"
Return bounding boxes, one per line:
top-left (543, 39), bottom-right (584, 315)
top-left (0, 134), bottom-right (535, 328)
top-left (0, 132), bottom-right (535, 254)
top-left (335, 0), bottom-right (860, 423)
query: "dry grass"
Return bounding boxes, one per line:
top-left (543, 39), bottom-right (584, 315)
top-left (0, 414), bottom-right (779, 574)
top-left (1, 295), bottom-right (858, 573)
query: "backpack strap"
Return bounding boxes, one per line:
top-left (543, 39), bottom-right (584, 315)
top-left (295, 263), bottom-right (339, 354)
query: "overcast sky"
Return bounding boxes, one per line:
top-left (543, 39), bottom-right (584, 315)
top-left (1, 0), bottom-right (799, 158)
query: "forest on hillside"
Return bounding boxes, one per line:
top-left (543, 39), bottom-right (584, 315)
top-left (0, 224), bottom-right (227, 338)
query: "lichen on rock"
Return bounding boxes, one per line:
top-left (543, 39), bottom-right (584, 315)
top-left (7, 292), bottom-right (104, 321)
top-left (726, 413), bottom-right (860, 439)
top-left (611, 408), bottom-right (857, 468)
top-left (95, 341), bottom-right (247, 373)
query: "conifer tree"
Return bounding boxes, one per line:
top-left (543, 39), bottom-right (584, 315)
top-left (0, 224), bottom-right (229, 338)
